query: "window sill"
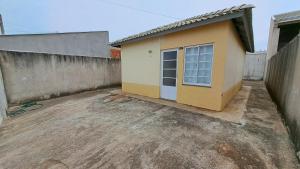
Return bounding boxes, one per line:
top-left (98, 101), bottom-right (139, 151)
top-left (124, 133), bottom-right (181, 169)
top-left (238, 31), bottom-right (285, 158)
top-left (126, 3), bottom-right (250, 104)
top-left (182, 83), bottom-right (212, 88)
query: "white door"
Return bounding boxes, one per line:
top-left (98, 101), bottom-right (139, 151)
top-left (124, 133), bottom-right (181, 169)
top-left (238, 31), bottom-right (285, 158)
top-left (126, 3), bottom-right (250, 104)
top-left (160, 50), bottom-right (177, 100)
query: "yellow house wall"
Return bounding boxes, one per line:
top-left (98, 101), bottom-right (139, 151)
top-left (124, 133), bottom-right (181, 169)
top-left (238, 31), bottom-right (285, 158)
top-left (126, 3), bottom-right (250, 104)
top-left (120, 20), bottom-right (246, 111)
top-left (160, 21), bottom-right (231, 111)
top-left (121, 38), bottom-right (161, 98)
top-left (221, 21), bottom-right (246, 108)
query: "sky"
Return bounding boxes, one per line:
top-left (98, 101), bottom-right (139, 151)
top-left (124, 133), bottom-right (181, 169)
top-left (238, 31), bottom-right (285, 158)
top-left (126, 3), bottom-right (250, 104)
top-left (0, 0), bottom-right (299, 51)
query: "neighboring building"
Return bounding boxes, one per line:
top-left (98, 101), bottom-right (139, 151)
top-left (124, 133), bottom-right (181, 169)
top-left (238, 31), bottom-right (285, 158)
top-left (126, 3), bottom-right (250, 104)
top-left (111, 4), bottom-right (254, 111)
top-left (265, 10), bottom-right (300, 158)
top-left (243, 51), bottom-right (266, 80)
top-left (0, 31), bottom-right (110, 57)
top-left (0, 14), bottom-right (4, 35)
top-left (267, 10), bottom-right (300, 60)
top-left (110, 47), bottom-right (121, 59)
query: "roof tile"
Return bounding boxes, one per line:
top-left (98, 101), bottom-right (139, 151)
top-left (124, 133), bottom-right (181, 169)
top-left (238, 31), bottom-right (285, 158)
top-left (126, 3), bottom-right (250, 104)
top-left (111, 4), bottom-right (254, 52)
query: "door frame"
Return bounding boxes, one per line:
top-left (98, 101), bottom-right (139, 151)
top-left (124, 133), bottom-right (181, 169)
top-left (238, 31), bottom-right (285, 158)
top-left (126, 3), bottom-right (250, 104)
top-left (160, 48), bottom-right (178, 100)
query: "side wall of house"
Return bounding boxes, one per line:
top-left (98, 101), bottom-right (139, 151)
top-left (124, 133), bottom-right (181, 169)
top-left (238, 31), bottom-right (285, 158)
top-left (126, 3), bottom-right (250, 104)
top-left (0, 64), bottom-right (7, 124)
top-left (0, 50), bottom-right (121, 104)
top-left (222, 21), bottom-right (246, 108)
top-left (160, 21), bottom-right (230, 111)
top-left (121, 38), bottom-right (161, 98)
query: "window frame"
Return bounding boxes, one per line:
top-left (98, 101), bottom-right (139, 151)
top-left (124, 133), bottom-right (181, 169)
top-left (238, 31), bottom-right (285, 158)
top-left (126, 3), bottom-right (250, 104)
top-left (160, 48), bottom-right (179, 87)
top-left (183, 43), bottom-right (214, 87)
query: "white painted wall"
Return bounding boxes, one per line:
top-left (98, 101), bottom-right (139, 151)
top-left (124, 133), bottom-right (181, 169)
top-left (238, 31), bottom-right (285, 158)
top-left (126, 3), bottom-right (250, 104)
top-left (121, 38), bottom-right (161, 86)
top-left (243, 52), bottom-right (266, 80)
top-left (0, 50), bottom-right (121, 103)
top-left (266, 18), bottom-right (280, 61)
top-left (265, 18), bottom-right (280, 80)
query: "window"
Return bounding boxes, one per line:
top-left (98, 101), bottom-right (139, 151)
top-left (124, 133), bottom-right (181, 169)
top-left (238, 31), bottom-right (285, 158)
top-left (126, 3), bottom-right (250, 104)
top-left (162, 51), bottom-right (177, 86)
top-left (184, 44), bottom-right (213, 86)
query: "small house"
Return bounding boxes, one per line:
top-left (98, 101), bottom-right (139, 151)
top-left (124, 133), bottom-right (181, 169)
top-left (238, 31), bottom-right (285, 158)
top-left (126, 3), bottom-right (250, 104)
top-left (111, 4), bottom-right (255, 111)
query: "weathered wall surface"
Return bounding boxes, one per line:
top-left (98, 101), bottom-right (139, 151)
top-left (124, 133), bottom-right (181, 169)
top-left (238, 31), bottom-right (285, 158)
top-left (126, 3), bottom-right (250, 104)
top-left (0, 31), bottom-right (109, 57)
top-left (265, 18), bottom-right (280, 80)
top-left (266, 18), bottom-right (280, 61)
top-left (0, 65), bottom-right (7, 124)
top-left (265, 34), bottom-right (300, 157)
top-left (0, 50), bottom-right (121, 104)
top-left (243, 52), bottom-right (266, 80)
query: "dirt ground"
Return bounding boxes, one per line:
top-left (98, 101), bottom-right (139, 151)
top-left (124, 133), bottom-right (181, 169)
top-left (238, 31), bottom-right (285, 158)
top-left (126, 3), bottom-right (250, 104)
top-left (0, 81), bottom-right (299, 169)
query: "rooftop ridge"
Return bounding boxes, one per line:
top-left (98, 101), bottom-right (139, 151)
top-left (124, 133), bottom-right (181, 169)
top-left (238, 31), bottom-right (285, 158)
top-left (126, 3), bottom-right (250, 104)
top-left (111, 4), bottom-right (254, 52)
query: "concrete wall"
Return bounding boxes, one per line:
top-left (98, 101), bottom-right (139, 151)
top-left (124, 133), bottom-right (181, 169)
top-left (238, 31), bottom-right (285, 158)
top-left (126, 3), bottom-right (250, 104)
top-left (266, 18), bottom-right (280, 61)
top-left (265, 18), bottom-right (279, 80)
top-left (265, 34), bottom-right (300, 157)
top-left (0, 50), bottom-right (121, 104)
top-left (243, 52), bottom-right (266, 80)
top-left (0, 31), bottom-right (109, 57)
top-left (0, 64), bottom-right (7, 124)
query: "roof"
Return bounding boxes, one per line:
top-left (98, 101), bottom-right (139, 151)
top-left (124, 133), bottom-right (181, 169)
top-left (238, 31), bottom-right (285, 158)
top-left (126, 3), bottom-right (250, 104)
top-left (274, 10), bottom-right (300, 26)
top-left (111, 4), bottom-right (255, 52)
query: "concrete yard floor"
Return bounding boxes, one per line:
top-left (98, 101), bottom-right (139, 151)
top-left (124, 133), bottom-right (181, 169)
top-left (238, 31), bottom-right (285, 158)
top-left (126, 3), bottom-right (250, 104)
top-left (125, 85), bottom-right (251, 124)
top-left (0, 81), bottom-right (299, 169)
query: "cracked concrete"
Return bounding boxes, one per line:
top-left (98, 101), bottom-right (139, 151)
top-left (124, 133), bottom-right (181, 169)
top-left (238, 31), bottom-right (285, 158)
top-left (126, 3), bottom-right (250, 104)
top-left (0, 81), bottom-right (299, 169)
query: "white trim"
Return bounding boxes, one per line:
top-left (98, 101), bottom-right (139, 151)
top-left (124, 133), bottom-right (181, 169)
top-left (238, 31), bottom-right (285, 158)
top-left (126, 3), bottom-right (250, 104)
top-left (183, 43), bottom-right (214, 87)
top-left (161, 48), bottom-right (179, 86)
top-left (160, 49), bottom-right (178, 100)
top-left (163, 59), bottom-right (177, 61)
top-left (184, 76), bottom-right (210, 78)
top-left (163, 77), bottom-right (177, 79)
top-left (163, 68), bottom-right (176, 70)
